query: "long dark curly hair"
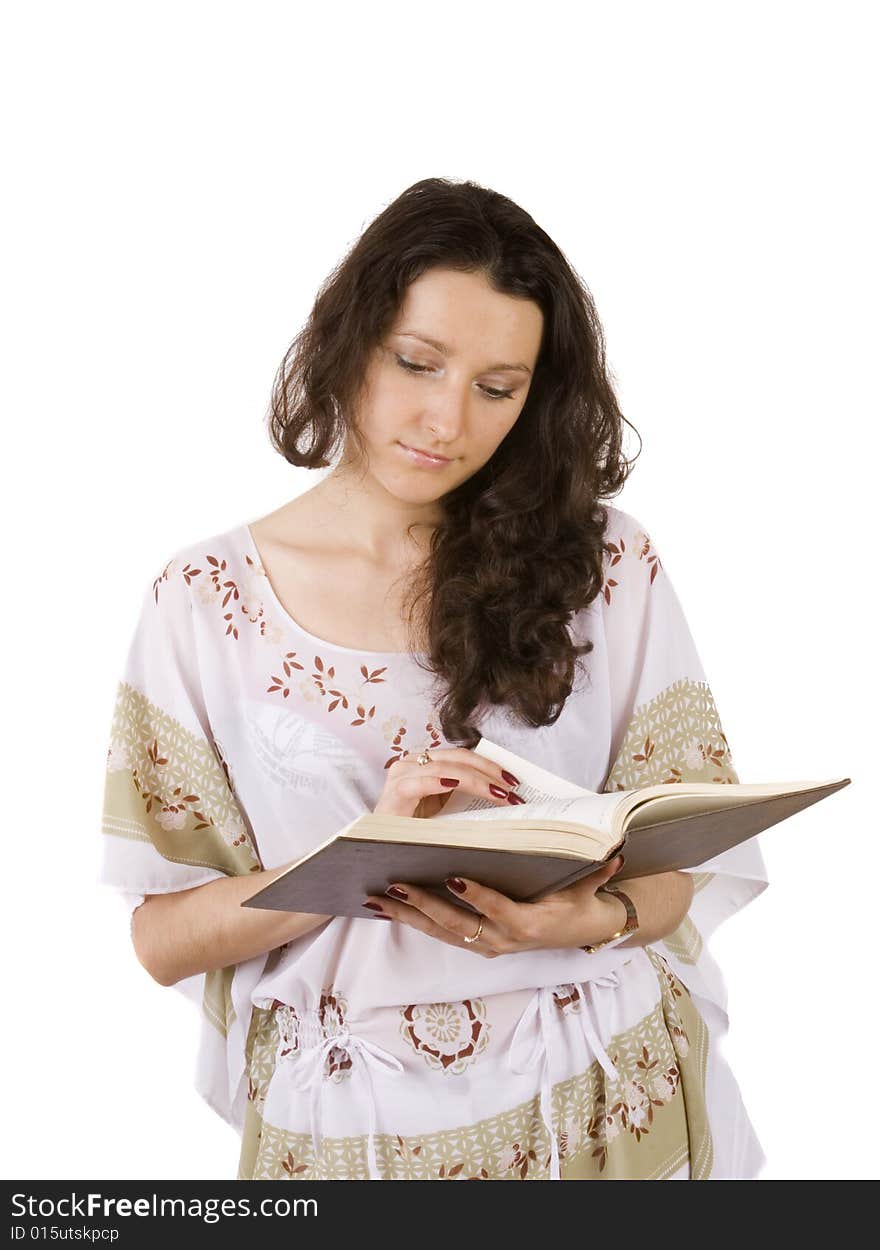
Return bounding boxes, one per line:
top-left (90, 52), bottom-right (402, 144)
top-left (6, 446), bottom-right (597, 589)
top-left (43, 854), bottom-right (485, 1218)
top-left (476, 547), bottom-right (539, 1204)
top-left (266, 177), bottom-right (641, 748)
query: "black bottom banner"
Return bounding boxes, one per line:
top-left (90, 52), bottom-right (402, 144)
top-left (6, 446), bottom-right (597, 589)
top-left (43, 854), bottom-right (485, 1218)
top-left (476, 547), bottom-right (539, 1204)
top-left (1, 1175), bottom-right (817, 1242)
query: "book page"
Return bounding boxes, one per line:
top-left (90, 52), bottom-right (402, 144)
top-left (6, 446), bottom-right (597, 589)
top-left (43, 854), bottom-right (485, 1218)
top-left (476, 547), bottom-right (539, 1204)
top-left (439, 736), bottom-right (597, 814)
top-left (434, 789), bottom-right (627, 840)
top-left (433, 737), bottom-right (628, 842)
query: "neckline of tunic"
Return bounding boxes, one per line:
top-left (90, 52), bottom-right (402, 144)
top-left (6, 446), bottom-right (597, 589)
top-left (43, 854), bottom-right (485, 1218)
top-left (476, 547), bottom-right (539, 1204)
top-left (235, 522), bottom-right (429, 662)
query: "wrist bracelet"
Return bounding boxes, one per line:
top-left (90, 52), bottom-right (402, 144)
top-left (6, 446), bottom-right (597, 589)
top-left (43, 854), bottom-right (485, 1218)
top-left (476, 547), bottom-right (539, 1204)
top-left (580, 884), bottom-right (640, 954)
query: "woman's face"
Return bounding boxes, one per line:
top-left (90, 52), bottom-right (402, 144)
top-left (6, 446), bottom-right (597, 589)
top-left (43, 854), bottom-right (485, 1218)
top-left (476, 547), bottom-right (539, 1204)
top-left (345, 267), bottom-right (544, 502)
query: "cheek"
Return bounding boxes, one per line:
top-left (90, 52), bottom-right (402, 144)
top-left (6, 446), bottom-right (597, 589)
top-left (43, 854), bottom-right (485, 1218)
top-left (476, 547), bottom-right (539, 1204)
top-left (477, 410), bottom-right (521, 456)
top-left (358, 375), bottom-right (412, 438)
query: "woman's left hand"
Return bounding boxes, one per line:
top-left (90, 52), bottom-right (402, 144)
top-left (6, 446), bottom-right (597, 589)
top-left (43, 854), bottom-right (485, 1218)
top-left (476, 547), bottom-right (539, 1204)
top-left (361, 854), bottom-right (626, 957)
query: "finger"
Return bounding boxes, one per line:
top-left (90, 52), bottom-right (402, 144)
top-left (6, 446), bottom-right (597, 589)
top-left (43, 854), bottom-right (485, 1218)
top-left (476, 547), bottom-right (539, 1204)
top-left (550, 856), bottom-right (625, 908)
top-left (439, 876), bottom-right (532, 939)
top-left (588, 856), bottom-right (625, 890)
top-left (398, 749), bottom-right (522, 796)
top-left (364, 895), bottom-right (497, 955)
top-left (392, 764), bottom-right (523, 808)
top-left (378, 881), bottom-right (504, 945)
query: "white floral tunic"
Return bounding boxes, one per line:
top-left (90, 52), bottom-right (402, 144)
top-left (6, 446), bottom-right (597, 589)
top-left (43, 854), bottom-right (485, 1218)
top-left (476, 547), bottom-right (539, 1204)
top-left (98, 504), bottom-right (769, 1180)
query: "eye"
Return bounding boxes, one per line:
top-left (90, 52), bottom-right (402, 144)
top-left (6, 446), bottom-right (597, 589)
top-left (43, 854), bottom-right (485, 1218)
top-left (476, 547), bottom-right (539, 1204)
top-left (395, 354), bottom-right (431, 375)
top-left (394, 354), bottom-right (515, 402)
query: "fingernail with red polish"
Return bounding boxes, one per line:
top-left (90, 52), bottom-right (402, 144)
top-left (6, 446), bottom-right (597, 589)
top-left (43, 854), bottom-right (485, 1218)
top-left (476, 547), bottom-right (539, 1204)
top-left (507, 793), bottom-right (526, 805)
top-left (440, 777), bottom-right (460, 787)
top-left (385, 886), bottom-right (408, 901)
top-left (489, 785), bottom-right (509, 800)
top-left (501, 770), bottom-right (520, 786)
top-left (362, 901), bottom-right (385, 911)
top-left (445, 877), bottom-right (467, 894)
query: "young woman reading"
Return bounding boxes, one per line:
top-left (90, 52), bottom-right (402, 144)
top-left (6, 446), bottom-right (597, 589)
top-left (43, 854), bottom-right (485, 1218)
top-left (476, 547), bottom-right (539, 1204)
top-left (100, 177), bottom-right (768, 1180)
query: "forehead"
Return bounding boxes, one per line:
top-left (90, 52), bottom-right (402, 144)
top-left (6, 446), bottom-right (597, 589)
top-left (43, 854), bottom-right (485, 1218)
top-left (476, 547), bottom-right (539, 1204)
top-left (392, 268), bottom-right (544, 364)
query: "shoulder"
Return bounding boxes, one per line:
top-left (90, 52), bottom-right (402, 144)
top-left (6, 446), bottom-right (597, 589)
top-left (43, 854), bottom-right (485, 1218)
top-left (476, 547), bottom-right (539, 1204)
top-left (601, 503), bottom-right (657, 556)
top-left (601, 503), bottom-right (663, 566)
top-left (599, 504), bottom-right (667, 609)
top-left (142, 522), bottom-right (246, 619)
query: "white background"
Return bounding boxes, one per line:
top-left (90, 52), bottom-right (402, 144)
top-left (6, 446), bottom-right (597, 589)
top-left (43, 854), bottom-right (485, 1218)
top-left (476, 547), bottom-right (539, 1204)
top-left (2, 1), bottom-right (876, 1181)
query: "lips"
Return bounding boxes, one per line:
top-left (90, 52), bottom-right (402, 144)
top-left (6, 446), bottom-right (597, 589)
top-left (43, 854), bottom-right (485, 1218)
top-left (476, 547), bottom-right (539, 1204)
top-left (399, 443), bottom-right (452, 463)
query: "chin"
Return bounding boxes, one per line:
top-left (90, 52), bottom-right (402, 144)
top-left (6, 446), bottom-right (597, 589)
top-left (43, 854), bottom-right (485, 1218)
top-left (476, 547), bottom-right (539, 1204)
top-left (389, 478), bottom-right (448, 503)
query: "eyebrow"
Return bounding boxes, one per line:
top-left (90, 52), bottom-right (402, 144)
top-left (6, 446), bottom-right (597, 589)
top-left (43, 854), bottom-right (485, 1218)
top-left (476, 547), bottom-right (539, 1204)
top-left (395, 330), bottom-right (532, 376)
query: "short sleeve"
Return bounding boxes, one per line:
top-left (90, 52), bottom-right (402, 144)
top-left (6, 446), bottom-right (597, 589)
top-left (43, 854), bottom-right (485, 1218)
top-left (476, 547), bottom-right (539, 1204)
top-left (99, 553), bottom-right (263, 903)
top-left (97, 549), bottom-right (269, 1129)
top-left (601, 509), bottom-right (769, 1026)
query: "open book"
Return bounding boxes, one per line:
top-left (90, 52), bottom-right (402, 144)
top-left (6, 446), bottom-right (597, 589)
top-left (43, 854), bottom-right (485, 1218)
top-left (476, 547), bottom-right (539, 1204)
top-left (242, 737), bottom-right (851, 918)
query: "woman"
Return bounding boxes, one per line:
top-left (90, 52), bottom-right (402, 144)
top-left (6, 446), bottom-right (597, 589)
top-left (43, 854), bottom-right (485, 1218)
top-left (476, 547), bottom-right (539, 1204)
top-left (99, 177), bottom-right (768, 1180)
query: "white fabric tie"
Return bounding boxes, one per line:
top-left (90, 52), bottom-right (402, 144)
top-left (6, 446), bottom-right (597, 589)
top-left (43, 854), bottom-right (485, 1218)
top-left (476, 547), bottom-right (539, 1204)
top-left (508, 974), bottom-right (621, 1180)
top-left (283, 1029), bottom-right (405, 1180)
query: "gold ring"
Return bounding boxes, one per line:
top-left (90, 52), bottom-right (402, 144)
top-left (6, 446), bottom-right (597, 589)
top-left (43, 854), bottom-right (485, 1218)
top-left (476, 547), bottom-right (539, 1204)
top-left (463, 916), bottom-right (484, 944)
top-left (416, 751), bottom-right (432, 766)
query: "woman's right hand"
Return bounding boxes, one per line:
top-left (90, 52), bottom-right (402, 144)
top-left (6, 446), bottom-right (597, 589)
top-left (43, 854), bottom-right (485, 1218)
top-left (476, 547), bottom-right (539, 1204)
top-left (373, 747), bottom-right (527, 819)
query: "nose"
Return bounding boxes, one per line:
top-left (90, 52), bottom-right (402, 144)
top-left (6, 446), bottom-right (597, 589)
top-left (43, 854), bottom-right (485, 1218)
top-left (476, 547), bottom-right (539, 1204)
top-left (423, 384), bottom-right (469, 445)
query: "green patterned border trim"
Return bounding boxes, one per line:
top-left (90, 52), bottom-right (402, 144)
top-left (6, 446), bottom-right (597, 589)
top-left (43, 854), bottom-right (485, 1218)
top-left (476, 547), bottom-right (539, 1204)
top-left (603, 678), bottom-right (741, 966)
top-left (102, 681), bottom-right (261, 876)
top-left (604, 678), bottom-right (738, 791)
top-left (237, 950), bottom-right (711, 1180)
top-left (204, 966), bottom-right (237, 1038)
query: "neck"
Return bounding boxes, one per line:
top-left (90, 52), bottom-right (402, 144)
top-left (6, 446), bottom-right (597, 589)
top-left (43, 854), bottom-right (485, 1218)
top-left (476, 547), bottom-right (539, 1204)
top-left (314, 457), bottom-right (443, 566)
